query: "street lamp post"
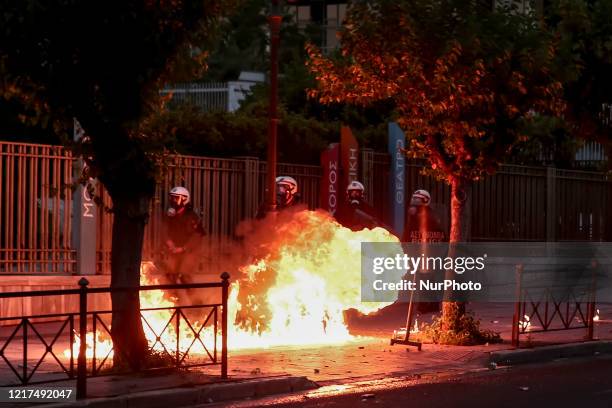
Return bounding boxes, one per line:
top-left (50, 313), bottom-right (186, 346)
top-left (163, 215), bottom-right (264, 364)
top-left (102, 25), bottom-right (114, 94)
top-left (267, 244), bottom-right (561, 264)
top-left (265, 0), bottom-right (282, 213)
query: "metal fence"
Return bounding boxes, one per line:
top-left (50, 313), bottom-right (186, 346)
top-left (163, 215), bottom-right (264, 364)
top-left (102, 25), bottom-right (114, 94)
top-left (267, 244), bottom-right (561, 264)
top-left (511, 264), bottom-right (597, 347)
top-left (398, 159), bottom-right (612, 242)
top-left (0, 274), bottom-right (230, 399)
top-left (95, 155), bottom-right (323, 274)
top-left (160, 81), bottom-right (260, 113)
top-left (1, 140), bottom-right (612, 275)
top-left (538, 140), bottom-right (609, 169)
top-left (160, 82), bottom-right (229, 112)
top-left (0, 142), bottom-right (75, 274)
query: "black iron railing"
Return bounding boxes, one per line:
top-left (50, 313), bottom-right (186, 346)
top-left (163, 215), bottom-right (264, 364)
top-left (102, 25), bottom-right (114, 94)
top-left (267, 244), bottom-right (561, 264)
top-left (511, 264), bottom-right (597, 347)
top-left (0, 272), bottom-right (230, 399)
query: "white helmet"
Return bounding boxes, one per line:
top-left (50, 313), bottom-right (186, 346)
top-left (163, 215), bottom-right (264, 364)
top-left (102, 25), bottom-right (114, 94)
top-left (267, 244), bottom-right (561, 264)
top-left (347, 180), bottom-right (365, 205)
top-left (169, 186), bottom-right (190, 205)
top-left (411, 189), bottom-right (431, 206)
top-left (276, 176), bottom-right (298, 207)
top-left (347, 180), bottom-right (365, 193)
top-left (276, 176), bottom-right (298, 195)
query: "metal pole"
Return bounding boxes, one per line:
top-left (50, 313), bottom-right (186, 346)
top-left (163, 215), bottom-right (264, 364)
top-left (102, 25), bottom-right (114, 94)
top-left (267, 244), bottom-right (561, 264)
top-left (587, 260), bottom-right (598, 341)
top-left (266, 1), bottom-right (282, 213)
top-left (77, 278), bottom-right (89, 399)
top-left (402, 272), bottom-right (418, 342)
top-left (587, 302), bottom-right (596, 340)
top-left (220, 272), bottom-right (230, 379)
top-left (92, 313), bottom-right (97, 374)
top-left (69, 316), bottom-right (75, 377)
top-left (512, 264), bottom-right (523, 347)
top-left (22, 318), bottom-right (27, 384)
top-left (176, 310), bottom-right (180, 366)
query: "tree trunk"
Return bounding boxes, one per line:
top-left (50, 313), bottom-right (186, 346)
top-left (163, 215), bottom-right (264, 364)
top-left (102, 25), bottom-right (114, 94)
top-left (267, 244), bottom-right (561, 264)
top-left (109, 192), bottom-right (151, 370)
top-left (442, 176), bottom-right (472, 330)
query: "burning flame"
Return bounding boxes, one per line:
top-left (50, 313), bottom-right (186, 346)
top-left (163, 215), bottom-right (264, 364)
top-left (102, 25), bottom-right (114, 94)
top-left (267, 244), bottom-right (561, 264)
top-left (65, 209), bottom-right (398, 361)
top-left (64, 264), bottom-right (216, 364)
top-left (593, 309), bottom-right (600, 322)
top-left (64, 331), bottom-right (114, 360)
top-left (229, 210), bottom-right (397, 348)
top-left (519, 314), bottom-right (531, 331)
top-left (411, 318), bottom-right (419, 334)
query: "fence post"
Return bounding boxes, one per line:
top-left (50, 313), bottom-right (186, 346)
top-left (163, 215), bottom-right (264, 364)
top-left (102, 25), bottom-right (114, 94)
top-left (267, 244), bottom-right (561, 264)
top-left (77, 278), bottom-right (89, 399)
top-left (175, 310), bottom-right (181, 366)
top-left (587, 260), bottom-right (598, 341)
top-left (22, 318), bottom-right (28, 384)
top-left (512, 264), bottom-right (523, 347)
top-left (220, 272), bottom-right (230, 379)
top-left (587, 302), bottom-right (595, 341)
top-left (546, 167), bottom-right (557, 242)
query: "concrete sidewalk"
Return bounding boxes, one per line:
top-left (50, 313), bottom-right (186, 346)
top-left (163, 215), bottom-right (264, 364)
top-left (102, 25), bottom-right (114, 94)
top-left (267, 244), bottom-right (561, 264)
top-left (7, 338), bottom-right (505, 408)
top-left (14, 337), bottom-right (612, 408)
top-left (490, 340), bottom-right (612, 365)
top-left (38, 375), bottom-right (317, 408)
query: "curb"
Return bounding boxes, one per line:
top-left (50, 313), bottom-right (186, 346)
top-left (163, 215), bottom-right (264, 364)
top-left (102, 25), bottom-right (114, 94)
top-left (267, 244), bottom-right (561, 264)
top-left (39, 376), bottom-right (318, 408)
top-left (490, 340), bottom-right (612, 366)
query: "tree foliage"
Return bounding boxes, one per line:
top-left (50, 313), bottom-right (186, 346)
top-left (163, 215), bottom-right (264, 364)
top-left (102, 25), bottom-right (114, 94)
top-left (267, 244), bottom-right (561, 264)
top-left (307, 0), bottom-right (566, 337)
top-left (1, 0), bottom-right (231, 187)
top-left (156, 0), bottom-right (392, 163)
top-left (546, 0), bottom-right (612, 162)
top-left (0, 0), bottom-right (232, 368)
top-left (143, 102), bottom-right (339, 164)
top-left (203, 0), bottom-right (269, 80)
top-left (307, 0), bottom-right (565, 183)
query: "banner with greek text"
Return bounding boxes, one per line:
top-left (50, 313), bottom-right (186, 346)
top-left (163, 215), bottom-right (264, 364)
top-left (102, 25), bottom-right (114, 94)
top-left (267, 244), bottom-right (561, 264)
top-left (320, 143), bottom-right (340, 216)
top-left (388, 122), bottom-right (406, 237)
top-left (340, 126), bottom-right (359, 194)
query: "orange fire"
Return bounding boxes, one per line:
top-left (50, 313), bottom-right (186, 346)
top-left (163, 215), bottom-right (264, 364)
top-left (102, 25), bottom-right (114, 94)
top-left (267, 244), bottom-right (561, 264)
top-left (229, 209), bottom-right (397, 348)
top-left (64, 264), bottom-right (216, 364)
top-left (593, 309), bottom-right (600, 322)
top-left (519, 314), bottom-right (532, 331)
top-left (64, 331), bottom-right (113, 361)
top-left (66, 209), bottom-right (398, 361)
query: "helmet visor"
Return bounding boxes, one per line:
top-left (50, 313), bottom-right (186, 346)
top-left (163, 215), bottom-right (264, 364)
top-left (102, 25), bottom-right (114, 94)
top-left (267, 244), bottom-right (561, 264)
top-left (348, 190), bottom-right (363, 200)
top-left (277, 183), bottom-right (294, 195)
top-left (276, 183), bottom-right (293, 205)
top-left (169, 194), bottom-right (187, 207)
top-left (410, 195), bottom-right (428, 206)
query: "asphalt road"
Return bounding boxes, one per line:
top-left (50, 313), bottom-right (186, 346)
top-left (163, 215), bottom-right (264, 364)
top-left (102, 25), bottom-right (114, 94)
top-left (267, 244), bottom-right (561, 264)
top-left (209, 356), bottom-right (612, 408)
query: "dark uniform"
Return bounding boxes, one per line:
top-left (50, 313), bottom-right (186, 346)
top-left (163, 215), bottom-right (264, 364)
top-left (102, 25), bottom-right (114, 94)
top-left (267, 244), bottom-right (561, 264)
top-left (336, 180), bottom-right (388, 232)
top-left (159, 204), bottom-right (206, 284)
top-left (401, 204), bottom-right (446, 312)
top-left (402, 205), bottom-right (446, 243)
top-left (337, 200), bottom-right (380, 231)
top-left (255, 195), bottom-right (301, 219)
